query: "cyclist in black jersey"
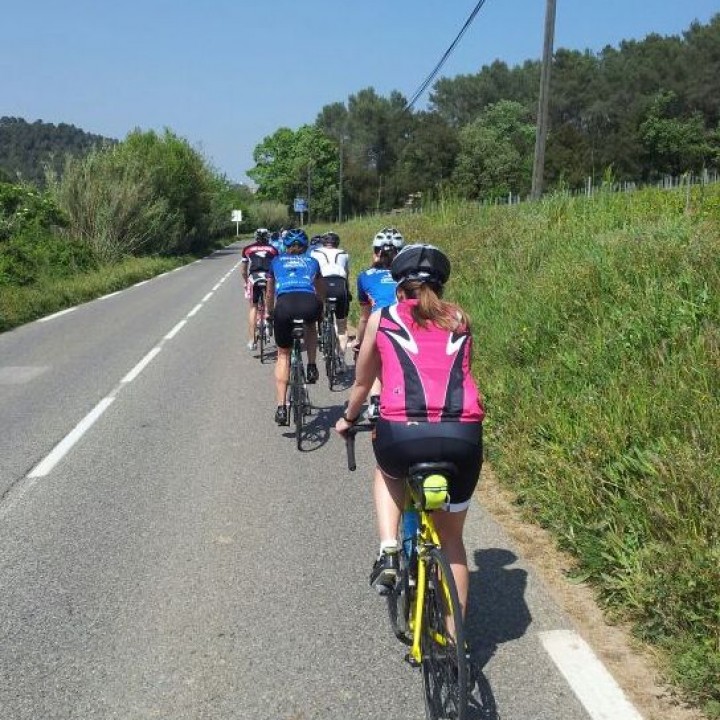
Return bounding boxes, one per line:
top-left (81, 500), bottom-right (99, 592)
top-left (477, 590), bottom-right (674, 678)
top-left (241, 229), bottom-right (278, 350)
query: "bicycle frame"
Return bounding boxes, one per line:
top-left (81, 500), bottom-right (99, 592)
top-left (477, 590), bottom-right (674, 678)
top-left (406, 500), bottom-right (453, 666)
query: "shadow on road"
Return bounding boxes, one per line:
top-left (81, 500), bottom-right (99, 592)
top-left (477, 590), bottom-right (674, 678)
top-left (281, 401), bottom-right (346, 453)
top-left (466, 548), bottom-right (532, 670)
top-left (461, 548), bottom-right (531, 719)
top-left (205, 246), bottom-right (243, 257)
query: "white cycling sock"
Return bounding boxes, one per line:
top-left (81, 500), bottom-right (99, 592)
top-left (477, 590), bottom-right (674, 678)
top-left (380, 540), bottom-right (398, 554)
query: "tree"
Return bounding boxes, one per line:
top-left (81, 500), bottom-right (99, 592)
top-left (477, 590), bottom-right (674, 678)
top-left (452, 101), bottom-right (535, 199)
top-left (639, 92), bottom-right (714, 176)
top-left (248, 125), bottom-right (339, 220)
top-left (51, 129), bottom-right (217, 260)
top-left (395, 112), bottom-right (459, 198)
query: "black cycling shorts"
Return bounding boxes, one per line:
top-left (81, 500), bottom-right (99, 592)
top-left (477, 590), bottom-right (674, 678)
top-left (372, 419), bottom-right (483, 511)
top-left (274, 292), bottom-right (323, 349)
top-left (248, 272), bottom-right (268, 305)
top-left (323, 276), bottom-right (350, 320)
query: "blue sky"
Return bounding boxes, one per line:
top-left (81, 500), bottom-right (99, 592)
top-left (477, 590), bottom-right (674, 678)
top-left (2, 1), bottom-right (718, 183)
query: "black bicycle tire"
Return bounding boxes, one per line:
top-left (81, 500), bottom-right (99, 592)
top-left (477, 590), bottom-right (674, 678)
top-left (321, 315), bottom-right (331, 374)
top-left (293, 358), bottom-right (304, 450)
top-left (327, 313), bottom-right (337, 389)
top-left (286, 360), bottom-right (295, 427)
top-left (318, 318), bottom-right (324, 354)
top-left (421, 547), bottom-right (468, 720)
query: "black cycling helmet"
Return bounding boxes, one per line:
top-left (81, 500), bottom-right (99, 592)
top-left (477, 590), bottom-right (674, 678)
top-left (390, 243), bottom-right (451, 287)
top-left (323, 231), bottom-right (340, 247)
top-left (254, 228), bottom-right (270, 243)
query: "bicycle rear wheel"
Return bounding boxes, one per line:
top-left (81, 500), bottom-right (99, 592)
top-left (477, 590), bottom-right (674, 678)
top-left (421, 547), bottom-right (468, 720)
top-left (292, 364), bottom-right (304, 450)
top-left (326, 318), bottom-right (337, 389)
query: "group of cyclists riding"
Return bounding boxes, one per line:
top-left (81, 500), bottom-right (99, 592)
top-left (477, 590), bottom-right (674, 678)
top-left (240, 225), bottom-right (485, 625)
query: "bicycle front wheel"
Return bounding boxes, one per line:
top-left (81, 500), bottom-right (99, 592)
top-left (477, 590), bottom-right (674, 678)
top-left (326, 320), bottom-right (337, 389)
top-left (421, 547), bottom-right (468, 720)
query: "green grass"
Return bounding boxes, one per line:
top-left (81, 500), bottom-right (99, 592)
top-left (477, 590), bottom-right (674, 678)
top-left (1, 253), bottom-right (196, 332)
top-left (312, 184), bottom-right (720, 716)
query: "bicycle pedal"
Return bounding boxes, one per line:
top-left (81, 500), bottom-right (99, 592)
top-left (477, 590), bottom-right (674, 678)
top-left (404, 653), bottom-right (421, 668)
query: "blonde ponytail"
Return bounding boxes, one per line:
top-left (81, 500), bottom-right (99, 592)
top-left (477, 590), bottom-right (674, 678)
top-left (400, 281), bottom-right (471, 332)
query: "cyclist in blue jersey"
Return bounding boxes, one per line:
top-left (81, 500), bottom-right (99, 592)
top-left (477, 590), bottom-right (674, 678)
top-left (266, 228), bottom-right (325, 425)
top-left (269, 230), bottom-right (284, 255)
top-left (354, 228), bottom-right (404, 418)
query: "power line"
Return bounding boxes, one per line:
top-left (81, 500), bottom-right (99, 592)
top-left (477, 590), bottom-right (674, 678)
top-left (404, 0), bottom-right (491, 112)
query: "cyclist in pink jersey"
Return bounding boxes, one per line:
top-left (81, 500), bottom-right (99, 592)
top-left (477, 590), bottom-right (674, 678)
top-left (336, 244), bottom-right (484, 614)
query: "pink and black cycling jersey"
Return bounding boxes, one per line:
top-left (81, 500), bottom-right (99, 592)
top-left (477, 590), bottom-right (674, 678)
top-left (376, 300), bottom-right (485, 424)
top-left (242, 243), bottom-right (278, 274)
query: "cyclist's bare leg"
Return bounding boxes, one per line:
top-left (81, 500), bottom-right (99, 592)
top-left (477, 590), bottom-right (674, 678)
top-left (275, 347), bottom-right (290, 405)
top-left (247, 304), bottom-right (258, 343)
top-left (304, 322), bottom-right (318, 365)
top-left (373, 465), bottom-right (404, 548)
top-left (336, 318), bottom-right (348, 352)
top-left (432, 509), bottom-right (470, 617)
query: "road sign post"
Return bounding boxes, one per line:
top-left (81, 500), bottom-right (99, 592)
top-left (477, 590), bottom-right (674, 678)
top-left (293, 197), bottom-right (308, 226)
top-left (231, 209), bottom-right (243, 236)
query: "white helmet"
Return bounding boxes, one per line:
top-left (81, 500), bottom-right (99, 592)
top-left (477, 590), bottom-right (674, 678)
top-left (372, 227), bottom-right (404, 251)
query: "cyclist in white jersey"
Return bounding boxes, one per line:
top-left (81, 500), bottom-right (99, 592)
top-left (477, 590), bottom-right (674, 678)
top-left (311, 231), bottom-right (351, 354)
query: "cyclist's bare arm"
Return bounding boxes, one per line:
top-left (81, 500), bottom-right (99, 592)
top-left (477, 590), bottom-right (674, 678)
top-left (266, 276), bottom-right (275, 313)
top-left (355, 304), bottom-right (371, 347)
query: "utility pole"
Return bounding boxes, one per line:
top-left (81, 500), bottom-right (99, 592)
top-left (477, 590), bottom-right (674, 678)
top-left (531, 0), bottom-right (557, 200)
top-left (306, 163), bottom-right (312, 225)
top-left (338, 136), bottom-right (344, 223)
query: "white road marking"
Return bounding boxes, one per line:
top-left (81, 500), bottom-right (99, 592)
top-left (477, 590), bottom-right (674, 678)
top-left (3, 265), bottom-right (232, 505)
top-left (134, 279), bottom-right (149, 287)
top-left (98, 290), bottom-right (122, 301)
top-left (38, 307), bottom-right (76, 322)
top-left (539, 629), bottom-right (644, 720)
top-left (27, 397), bottom-right (116, 479)
top-left (121, 347), bottom-right (161, 383)
top-left (164, 320), bottom-right (187, 340)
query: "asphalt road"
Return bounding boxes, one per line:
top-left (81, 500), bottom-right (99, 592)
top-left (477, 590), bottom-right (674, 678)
top-left (0, 244), bottom-right (637, 719)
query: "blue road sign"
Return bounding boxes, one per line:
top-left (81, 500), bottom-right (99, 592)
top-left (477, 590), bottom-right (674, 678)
top-left (293, 197), bottom-right (308, 213)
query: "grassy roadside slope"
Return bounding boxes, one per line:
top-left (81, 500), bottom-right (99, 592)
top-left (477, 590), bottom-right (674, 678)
top-left (313, 185), bottom-right (720, 716)
top-left (0, 238), bottom-right (240, 333)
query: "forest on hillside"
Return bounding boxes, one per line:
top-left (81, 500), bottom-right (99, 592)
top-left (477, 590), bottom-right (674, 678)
top-left (0, 117), bottom-right (116, 186)
top-left (249, 14), bottom-right (720, 219)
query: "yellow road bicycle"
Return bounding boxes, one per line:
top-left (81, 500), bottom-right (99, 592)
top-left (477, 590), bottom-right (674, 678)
top-left (346, 425), bottom-right (469, 720)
